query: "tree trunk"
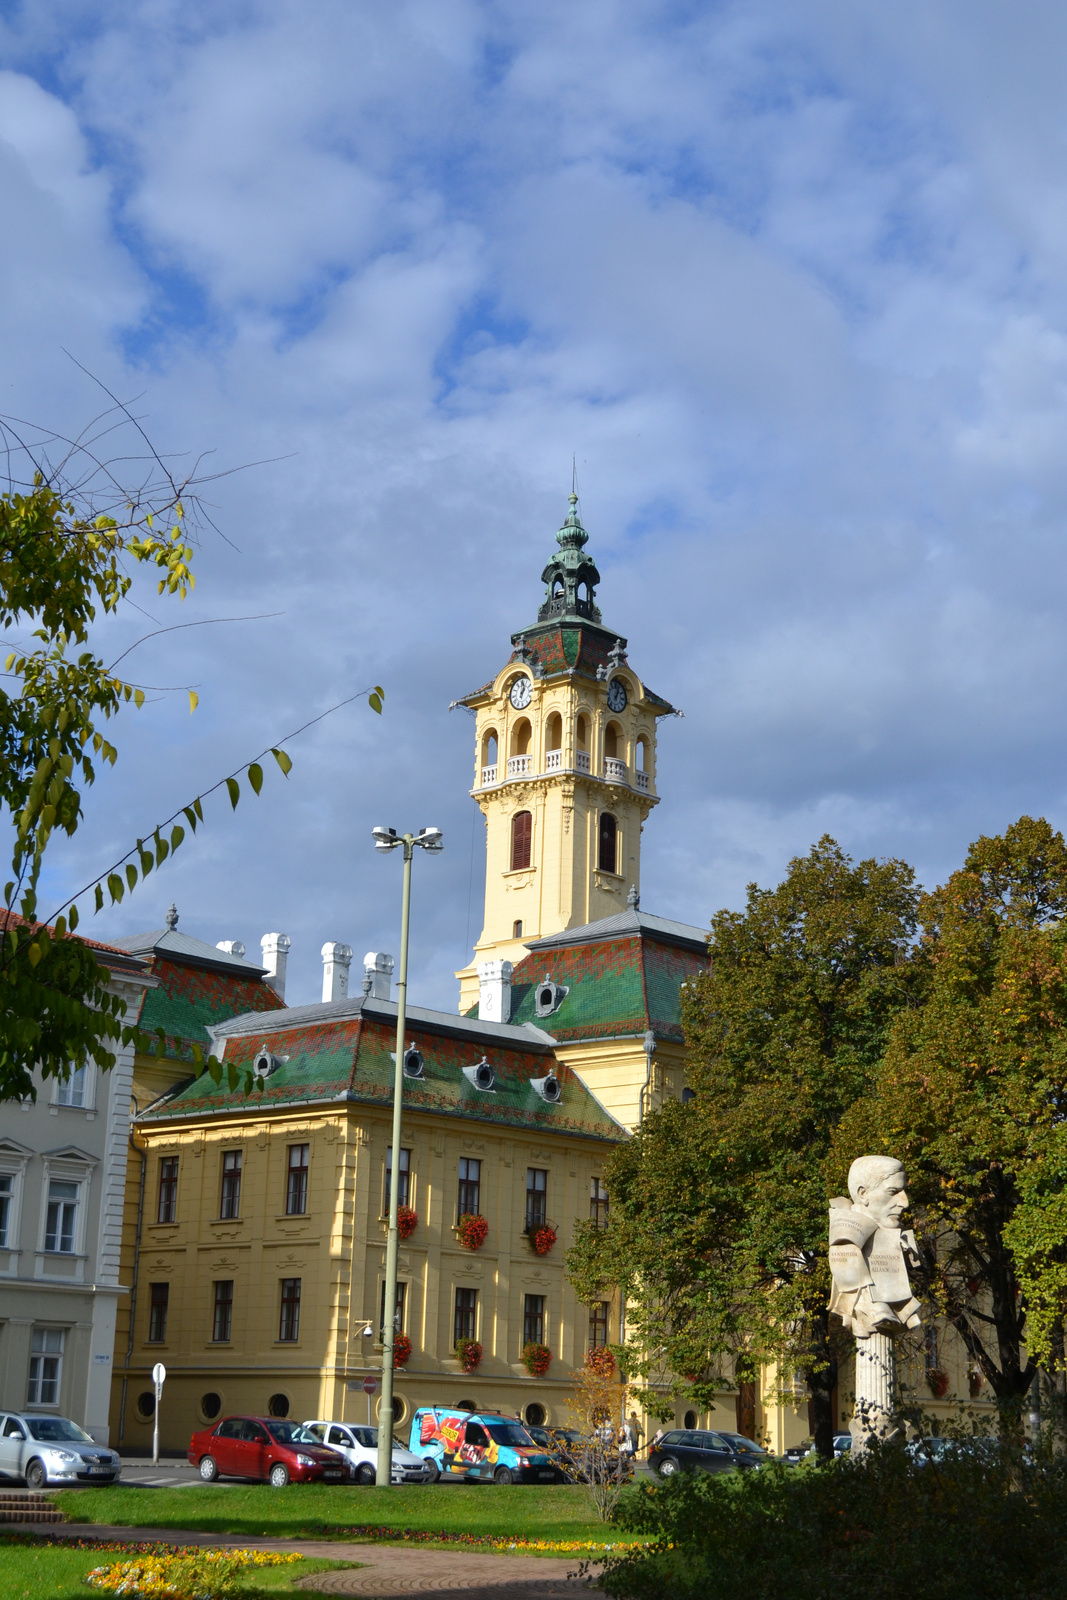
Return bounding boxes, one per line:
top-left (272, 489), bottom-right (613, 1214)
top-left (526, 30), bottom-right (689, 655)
top-left (805, 1308), bottom-right (839, 1462)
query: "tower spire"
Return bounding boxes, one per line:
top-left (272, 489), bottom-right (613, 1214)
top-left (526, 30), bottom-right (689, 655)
top-left (537, 493), bottom-right (601, 624)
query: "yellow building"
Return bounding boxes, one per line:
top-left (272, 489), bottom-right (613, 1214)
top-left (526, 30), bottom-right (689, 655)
top-left (111, 975), bottom-right (628, 1449)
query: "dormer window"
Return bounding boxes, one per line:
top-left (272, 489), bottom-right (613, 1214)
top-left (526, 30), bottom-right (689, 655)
top-left (534, 976), bottom-right (568, 1017)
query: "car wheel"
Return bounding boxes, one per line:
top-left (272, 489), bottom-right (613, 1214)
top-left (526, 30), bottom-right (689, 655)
top-left (493, 1466), bottom-right (514, 1486)
top-left (269, 1463), bottom-right (290, 1488)
top-left (657, 1457), bottom-right (679, 1479)
top-left (25, 1459), bottom-right (47, 1490)
top-left (357, 1463), bottom-right (376, 1486)
top-left (424, 1459), bottom-right (440, 1483)
top-left (198, 1456), bottom-right (219, 1483)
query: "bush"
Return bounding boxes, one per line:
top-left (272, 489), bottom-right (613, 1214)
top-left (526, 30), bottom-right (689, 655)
top-left (602, 1443), bottom-right (1067, 1600)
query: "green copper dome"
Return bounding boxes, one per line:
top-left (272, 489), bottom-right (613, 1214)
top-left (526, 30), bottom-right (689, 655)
top-left (538, 494), bottom-right (602, 624)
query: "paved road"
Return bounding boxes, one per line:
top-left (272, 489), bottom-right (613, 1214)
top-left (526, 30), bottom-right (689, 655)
top-left (29, 1522), bottom-right (608, 1597)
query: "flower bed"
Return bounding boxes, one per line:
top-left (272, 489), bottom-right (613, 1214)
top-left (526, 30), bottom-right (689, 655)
top-left (396, 1205), bottom-right (418, 1240)
top-left (455, 1338), bottom-right (483, 1372)
top-left (393, 1333), bottom-right (412, 1367)
top-left (456, 1213), bottom-right (489, 1250)
top-left (328, 1523), bottom-right (646, 1554)
top-left (85, 1546), bottom-right (301, 1597)
top-left (527, 1224), bottom-right (557, 1256)
top-left (522, 1340), bottom-right (552, 1377)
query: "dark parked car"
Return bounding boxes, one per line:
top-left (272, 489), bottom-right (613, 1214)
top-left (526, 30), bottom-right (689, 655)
top-left (712, 1431), bottom-right (771, 1466)
top-left (780, 1434), bottom-right (851, 1465)
top-left (187, 1415), bottom-right (349, 1487)
top-left (650, 1428), bottom-right (760, 1478)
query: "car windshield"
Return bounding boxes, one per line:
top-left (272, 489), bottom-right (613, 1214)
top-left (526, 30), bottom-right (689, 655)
top-left (488, 1424), bottom-right (535, 1447)
top-left (265, 1421), bottom-right (319, 1445)
top-left (719, 1432), bottom-right (767, 1456)
top-left (26, 1417), bottom-right (94, 1443)
top-left (351, 1427), bottom-right (377, 1448)
top-left (554, 1429), bottom-right (583, 1443)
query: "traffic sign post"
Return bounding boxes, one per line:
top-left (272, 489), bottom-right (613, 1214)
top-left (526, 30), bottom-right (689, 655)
top-left (362, 1375), bottom-right (377, 1426)
top-left (151, 1363), bottom-right (166, 1466)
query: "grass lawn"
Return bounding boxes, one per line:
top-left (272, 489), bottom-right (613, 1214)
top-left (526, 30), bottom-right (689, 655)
top-left (52, 1483), bottom-right (641, 1550)
top-left (0, 1540), bottom-right (354, 1600)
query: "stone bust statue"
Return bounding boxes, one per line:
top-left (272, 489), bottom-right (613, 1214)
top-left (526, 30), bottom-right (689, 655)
top-left (829, 1154), bottom-right (922, 1339)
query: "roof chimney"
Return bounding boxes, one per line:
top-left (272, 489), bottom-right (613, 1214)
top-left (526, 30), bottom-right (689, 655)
top-left (477, 959), bottom-right (513, 1024)
top-left (363, 951), bottom-right (394, 1000)
top-left (322, 942), bottom-right (354, 1002)
top-left (216, 940), bottom-right (246, 961)
top-left (260, 932), bottom-right (291, 999)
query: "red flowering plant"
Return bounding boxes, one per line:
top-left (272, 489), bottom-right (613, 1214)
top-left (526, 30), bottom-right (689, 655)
top-left (456, 1213), bottom-right (489, 1251)
top-left (455, 1338), bottom-right (483, 1373)
top-left (393, 1333), bottom-right (412, 1368)
top-left (396, 1205), bottom-right (418, 1240)
top-left (522, 1341), bottom-right (552, 1377)
top-left (585, 1345), bottom-right (616, 1379)
top-left (527, 1223), bottom-right (557, 1256)
top-left (926, 1368), bottom-right (949, 1398)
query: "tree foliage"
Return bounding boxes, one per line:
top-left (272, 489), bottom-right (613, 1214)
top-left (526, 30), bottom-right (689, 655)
top-left (836, 816), bottom-right (1067, 1416)
top-left (568, 837), bottom-right (922, 1459)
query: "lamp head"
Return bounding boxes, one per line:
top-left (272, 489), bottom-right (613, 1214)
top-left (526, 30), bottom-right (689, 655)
top-left (416, 826), bottom-right (443, 852)
top-left (372, 826), bottom-right (399, 852)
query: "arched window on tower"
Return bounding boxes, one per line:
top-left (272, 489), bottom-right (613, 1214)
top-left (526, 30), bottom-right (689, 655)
top-left (635, 735), bottom-right (648, 772)
top-left (598, 813), bottom-right (617, 874)
top-left (575, 713), bottom-right (590, 772)
top-left (481, 729), bottom-right (498, 784)
top-left (604, 723), bottom-right (620, 759)
top-left (511, 810), bottom-right (533, 871)
top-left (510, 719), bottom-right (532, 757)
top-left (545, 712), bottom-right (562, 770)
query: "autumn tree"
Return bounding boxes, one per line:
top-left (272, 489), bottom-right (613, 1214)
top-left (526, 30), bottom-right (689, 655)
top-left (568, 837), bottom-right (923, 1461)
top-left (836, 816), bottom-right (1067, 1431)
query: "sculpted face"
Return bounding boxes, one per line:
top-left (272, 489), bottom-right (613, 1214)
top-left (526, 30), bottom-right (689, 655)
top-left (856, 1167), bottom-right (908, 1229)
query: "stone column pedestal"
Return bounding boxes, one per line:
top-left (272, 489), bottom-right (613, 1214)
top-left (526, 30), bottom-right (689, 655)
top-left (850, 1331), bottom-right (898, 1452)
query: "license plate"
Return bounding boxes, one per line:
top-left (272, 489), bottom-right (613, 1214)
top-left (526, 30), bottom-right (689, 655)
top-left (323, 1471), bottom-right (342, 1479)
top-left (88, 1466), bottom-right (112, 1475)
top-left (538, 1470), bottom-right (554, 1479)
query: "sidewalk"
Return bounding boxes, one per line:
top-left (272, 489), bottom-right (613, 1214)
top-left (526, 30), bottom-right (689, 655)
top-left (30, 1522), bottom-right (607, 1596)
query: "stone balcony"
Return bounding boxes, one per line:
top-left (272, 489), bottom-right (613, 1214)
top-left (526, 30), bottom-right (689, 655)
top-left (481, 764), bottom-right (498, 786)
top-left (507, 755), bottom-right (533, 778)
top-left (474, 749), bottom-right (652, 793)
top-left (603, 757), bottom-right (628, 783)
top-left (575, 750), bottom-right (591, 773)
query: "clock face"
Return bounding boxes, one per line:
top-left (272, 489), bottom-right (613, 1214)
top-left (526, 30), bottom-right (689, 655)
top-left (509, 675), bottom-right (533, 710)
top-left (606, 677), bottom-right (628, 713)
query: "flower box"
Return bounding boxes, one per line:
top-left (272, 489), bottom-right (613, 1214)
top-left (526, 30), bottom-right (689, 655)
top-left (527, 1223), bottom-right (557, 1256)
top-left (926, 1368), bottom-right (949, 1398)
top-left (456, 1213), bottom-right (489, 1251)
top-left (393, 1333), bottom-right (412, 1368)
top-left (455, 1338), bottom-right (483, 1373)
top-left (397, 1205), bottom-right (418, 1240)
top-left (522, 1341), bottom-right (552, 1377)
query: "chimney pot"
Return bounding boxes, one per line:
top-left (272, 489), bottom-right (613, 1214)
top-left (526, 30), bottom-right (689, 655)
top-left (260, 932), bottom-right (291, 1000)
top-left (477, 959), bottom-right (514, 1024)
top-left (362, 951), bottom-right (395, 1000)
top-left (321, 941), bottom-right (354, 1002)
top-left (216, 940), bottom-right (246, 961)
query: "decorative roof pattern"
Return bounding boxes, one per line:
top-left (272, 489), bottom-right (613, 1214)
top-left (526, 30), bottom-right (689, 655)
top-left (526, 908), bottom-right (708, 955)
top-left (141, 1004), bottom-right (626, 1142)
top-left (508, 928), bottom-right (708, 1044)
top-left (138, 957), bottom-right (285, 1061)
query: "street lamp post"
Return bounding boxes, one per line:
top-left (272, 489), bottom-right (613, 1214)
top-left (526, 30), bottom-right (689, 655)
top-left (370, 825), bottom-right (442, 1486)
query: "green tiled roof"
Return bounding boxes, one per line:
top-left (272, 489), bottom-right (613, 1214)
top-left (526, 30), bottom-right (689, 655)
top-left (142, 1001), bottom-right (626, 1142)
top-left (509, 932), bottom-right (707, 1043)
top-left (138, 956), bottom-right (285, 1060)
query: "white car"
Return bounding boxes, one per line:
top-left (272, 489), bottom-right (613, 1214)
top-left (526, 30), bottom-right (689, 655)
top-left (303, 1420), bottom-right (434, 1485)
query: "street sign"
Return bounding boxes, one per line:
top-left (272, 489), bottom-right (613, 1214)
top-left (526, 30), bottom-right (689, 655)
top-left (362, 1376), bottom-right (377, 1395)
top-left (152, 1363), bottom-right (167, 1389)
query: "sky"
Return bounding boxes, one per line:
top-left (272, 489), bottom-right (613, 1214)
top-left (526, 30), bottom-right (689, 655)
top-left (4, 1), bottom-right (1067, 1011)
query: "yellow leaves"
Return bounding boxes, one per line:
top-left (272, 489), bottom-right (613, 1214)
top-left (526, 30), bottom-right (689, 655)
top-left (188, 690), bottom-right (198, 714)
top-left (271, 747), bottom-right (291, 776)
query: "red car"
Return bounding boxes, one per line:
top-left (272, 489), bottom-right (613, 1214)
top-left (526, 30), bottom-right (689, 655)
top-left (187, 1415), bottom-right (350, 1487)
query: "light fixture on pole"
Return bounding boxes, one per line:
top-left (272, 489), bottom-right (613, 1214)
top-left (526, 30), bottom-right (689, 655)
top-left (370, 826), bottom-right (443, 1486)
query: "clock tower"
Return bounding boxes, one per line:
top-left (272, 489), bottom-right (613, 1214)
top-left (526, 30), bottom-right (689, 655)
top-left (454, 495), bottom-right (676, 1012)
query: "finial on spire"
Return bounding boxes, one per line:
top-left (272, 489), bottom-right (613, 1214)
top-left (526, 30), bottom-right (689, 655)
top-left (165, 903), bottom-right (179, 930)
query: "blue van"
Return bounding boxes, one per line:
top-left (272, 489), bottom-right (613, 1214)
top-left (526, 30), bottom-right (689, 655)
top-left (408, 1408), bottom-right (560, 1484)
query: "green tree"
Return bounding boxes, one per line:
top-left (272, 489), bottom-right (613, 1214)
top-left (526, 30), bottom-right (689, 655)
top-left (568, 837), bottom-right (922, 1460)
top-left (0, 416), bottom-right (380, 1101)
top-left (836, 816), bottom-right (1067, 1428)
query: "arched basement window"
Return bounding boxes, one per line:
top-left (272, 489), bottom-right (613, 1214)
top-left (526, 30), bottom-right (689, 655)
top-left (511, 810), bottom-right (532, 870)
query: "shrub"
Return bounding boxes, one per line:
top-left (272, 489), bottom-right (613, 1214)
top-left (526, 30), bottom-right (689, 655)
top-left (602, 1441), bottom-right (1067, 1600)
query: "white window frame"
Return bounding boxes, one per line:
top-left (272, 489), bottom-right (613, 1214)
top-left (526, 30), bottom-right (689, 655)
top-left (52, 1061), bottom-right (94, 1111)
top-left (26, 1326), bottom-right (65, 1408)
top-left (0, 1141), bottom-right (30, 1262)
top-left (37, 1152), bottom-right (95, 1265)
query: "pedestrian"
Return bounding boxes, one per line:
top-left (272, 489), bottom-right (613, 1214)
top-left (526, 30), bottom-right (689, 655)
top-left (650, 1426), bottom-right (665, 1451)
top-left (627, 1411), bottom-right (645, 1455)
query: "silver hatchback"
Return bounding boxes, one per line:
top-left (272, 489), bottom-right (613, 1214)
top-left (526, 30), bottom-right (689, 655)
top-left (0, 1412), bottom-right (121, 1487)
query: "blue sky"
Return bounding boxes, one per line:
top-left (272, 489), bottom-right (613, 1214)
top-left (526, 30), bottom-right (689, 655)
top-left (4, 1), bottom-right (1067, 1008)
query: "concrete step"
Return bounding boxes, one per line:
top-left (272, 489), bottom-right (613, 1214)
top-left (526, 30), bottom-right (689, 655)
top-left (0, 1494), bottom-right (65, 1522)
